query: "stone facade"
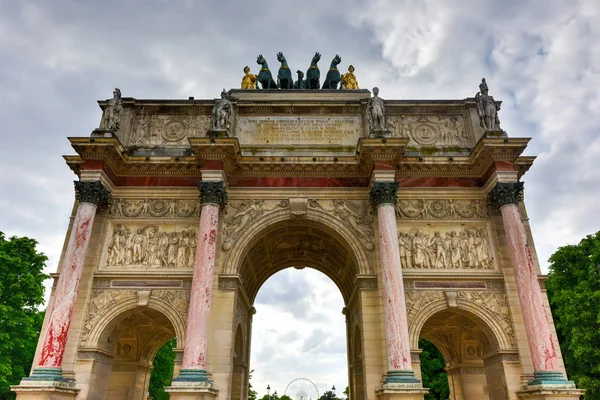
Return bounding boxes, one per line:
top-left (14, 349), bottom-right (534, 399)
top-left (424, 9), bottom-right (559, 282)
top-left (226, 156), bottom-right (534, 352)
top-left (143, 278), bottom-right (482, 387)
top-left (13, 89), bottom-right (582, 400)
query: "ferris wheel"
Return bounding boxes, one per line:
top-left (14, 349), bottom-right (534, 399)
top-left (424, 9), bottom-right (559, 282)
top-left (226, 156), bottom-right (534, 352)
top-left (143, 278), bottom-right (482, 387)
top-left (284, 377), bottom-right (320, 400)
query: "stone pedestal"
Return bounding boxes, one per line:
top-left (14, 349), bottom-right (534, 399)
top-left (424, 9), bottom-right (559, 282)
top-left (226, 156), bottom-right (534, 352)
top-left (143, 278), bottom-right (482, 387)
top-left (517, 385), bottom-right (585, 400)
top-left (11, 379), bottom-right (79, 400)
top-left (206, 128), bottom-right (229, 138)
top-left (165, 382), bottom-right (219, 400)
top-left (370, 128), bottom-right (391, 138)
top-left (376, 384), bottom-right (429, 400)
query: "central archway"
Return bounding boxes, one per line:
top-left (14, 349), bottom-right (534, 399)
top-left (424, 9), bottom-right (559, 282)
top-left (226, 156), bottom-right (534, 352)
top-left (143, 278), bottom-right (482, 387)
top-left (221, 213), bottom-right (377, 400)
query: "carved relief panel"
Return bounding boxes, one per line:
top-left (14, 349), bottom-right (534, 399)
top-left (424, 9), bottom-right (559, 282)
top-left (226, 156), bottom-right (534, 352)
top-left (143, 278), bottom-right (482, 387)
top-left (387, 115), bottom-right (473, 148)
top-left (397, 224), bottom-right (495, 270)
top-left (100, 223), bottom-right (198, 270)
top-left (127, 113), bottom-right (211, 147)
top-left (396, 199), bottom-right (487, 219)
top-left (109, 198), bottom-right (201, 219)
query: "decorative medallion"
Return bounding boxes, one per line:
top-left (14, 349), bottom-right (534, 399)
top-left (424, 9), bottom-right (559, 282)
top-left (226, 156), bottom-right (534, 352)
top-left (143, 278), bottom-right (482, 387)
top-left (162, 121), bottom-right (187, 142)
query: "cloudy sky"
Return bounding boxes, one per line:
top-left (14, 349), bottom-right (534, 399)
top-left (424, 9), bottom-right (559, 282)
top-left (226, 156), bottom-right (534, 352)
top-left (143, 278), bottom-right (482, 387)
top-left (1, 0), bottom-right (599, 396)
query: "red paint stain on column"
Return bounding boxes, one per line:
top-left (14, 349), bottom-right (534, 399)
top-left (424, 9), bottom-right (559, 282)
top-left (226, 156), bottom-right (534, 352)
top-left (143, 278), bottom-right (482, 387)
top-left (378, 204), bottom-right (412, 371)
top-left (39, 203), bottom-right (97, 367)
top-left (182, 204), bottom-right (220, 370)
top-left (501, 204), bottom-right (559, 372)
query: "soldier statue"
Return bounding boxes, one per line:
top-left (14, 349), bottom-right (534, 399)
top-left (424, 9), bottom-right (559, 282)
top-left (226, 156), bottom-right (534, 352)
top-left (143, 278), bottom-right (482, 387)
top-left (211, 89), bottom-right (232, 131)
top-left (367, 87), bottom-right (389, 137)
top-left (475, 78), bottom-right (502, 131)
top-left (100, 88), bottom-right (123, 132)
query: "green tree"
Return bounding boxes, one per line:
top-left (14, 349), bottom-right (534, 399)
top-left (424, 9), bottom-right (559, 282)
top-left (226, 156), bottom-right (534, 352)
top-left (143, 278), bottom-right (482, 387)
top-left (0, 232), bottom-right (48, 399)
top-left (546, 231), bottom-right (600, 399)
top-left (342, 386), bottom-right (349, 400)
top-left (419, 338), bottom-right (450, 400)
top-left (318, 389), bottom-right (339, 400)
top-left (148, 338), bottom-right (176, 400)
top-left (247, 371), bottom-right (257, 400)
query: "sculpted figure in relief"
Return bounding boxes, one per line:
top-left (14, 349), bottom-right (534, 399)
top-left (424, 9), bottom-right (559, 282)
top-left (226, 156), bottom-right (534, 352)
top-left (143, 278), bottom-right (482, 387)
top-left (211, 89), bottom-right (232, 131)
top-left (106, 225), bottom-right (197, 269)
top-left (100, 88), bottom-right (123, 131)
top-left (398, 227), bottom-right (492, 269)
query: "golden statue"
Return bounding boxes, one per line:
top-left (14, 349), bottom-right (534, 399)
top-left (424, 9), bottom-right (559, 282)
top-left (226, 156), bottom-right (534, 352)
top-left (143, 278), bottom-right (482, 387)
top-left (241, 66), bottom-right (257, 89)
top-left (341, 65), bottom-right (359, 89)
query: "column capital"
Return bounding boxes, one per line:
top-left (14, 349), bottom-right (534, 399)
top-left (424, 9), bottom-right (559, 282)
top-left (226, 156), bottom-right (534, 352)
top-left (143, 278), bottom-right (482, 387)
top-left (197, 180), bottom-right (228, 207)
top-left (74, 180), bottom-right (111, 210)
top-left (370, 181), bottom-right (399, 207)
top-left (488, 181), bottom-right (524, 209)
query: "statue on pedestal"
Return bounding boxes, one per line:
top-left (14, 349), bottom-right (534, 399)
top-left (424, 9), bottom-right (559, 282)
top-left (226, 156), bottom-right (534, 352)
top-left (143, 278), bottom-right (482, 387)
top-left (99, 88), bottom-right (123, 133)
top-left (475, 78), bottom-right (502, 132)
top-left (241, 66), bottom-right (257, 89)
top-left (208, 89), bottom-right (232, 137)
top-left (367, 87), bottom-right (389, 137)
top-left (341, 65), bottom-right (359, 89)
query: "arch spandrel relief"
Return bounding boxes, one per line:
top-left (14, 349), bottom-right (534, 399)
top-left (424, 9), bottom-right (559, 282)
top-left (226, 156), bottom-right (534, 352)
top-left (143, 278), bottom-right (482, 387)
top-left (397, 224), bottom-right (495, 270)
top-left (405, 290), bottom-right (516, 351)
top-left (100, 223), bottom-right (198, 270)
top-left (79, 288), bottom-right (189, 349)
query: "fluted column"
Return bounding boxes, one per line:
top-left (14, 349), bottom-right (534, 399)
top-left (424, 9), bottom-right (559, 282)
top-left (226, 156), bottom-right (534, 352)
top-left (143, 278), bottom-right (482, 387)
top-left (30, 180), bottom-right (111, 381)
top-left (489, 182), bottom-right (571, 386)
top-left (174, 181), bottom-right (227, 383)
top-left (370, 182), bottom-right (419, 384)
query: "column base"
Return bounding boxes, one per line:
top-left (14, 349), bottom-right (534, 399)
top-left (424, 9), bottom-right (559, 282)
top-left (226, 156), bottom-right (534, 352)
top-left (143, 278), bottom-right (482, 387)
top-left (383, 370), bottom-right (421, 384)
top-left (165, 381), bottom-right (218, 400)
top-left (12, 375), bottom-right (79, 400)
top-left (172, 369), bottom-right (210, 383)
top-left (516, 372), bottom-right (584, 399)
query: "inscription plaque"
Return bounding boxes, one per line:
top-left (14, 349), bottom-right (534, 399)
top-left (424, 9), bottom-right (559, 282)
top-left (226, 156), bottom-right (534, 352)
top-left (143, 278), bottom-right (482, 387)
top-left (236, 116), bottom-right (361, 145)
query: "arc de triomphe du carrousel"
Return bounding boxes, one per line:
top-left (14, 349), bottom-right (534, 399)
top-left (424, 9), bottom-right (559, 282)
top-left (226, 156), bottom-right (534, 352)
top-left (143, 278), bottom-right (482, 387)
top-left (13, 55), bottom-right (584, 400)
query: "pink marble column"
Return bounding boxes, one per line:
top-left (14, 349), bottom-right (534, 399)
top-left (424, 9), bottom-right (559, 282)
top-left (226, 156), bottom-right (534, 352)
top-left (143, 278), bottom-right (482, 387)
top-left (175, 180), bottom-right (227, 383)
top-left (489, 182), bottom-right (567, 385)
top-left (370, 181), bottom-right (418, 384)
top-left (33, 180), bottom-right (110, 379)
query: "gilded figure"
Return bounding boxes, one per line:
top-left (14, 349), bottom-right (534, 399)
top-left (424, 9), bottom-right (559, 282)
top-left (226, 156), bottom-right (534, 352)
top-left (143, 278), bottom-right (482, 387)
top-left (341, 65), bottom-right (359, 89)
top-left (241, 66), bottom-right (257, 89)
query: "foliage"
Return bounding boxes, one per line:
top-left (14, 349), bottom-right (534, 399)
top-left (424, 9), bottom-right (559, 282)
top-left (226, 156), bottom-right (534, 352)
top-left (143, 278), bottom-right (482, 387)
top-left (259, 394), bottom-right (291, 400)
top-left (419, 338), bottom-right (450, 400)
top-left (0, 232), bottom-right (48, 399)
top-left (342, 386), bottom-right (349, 400)
top-left (546, 231), bottom-right (600, 399)
top-left (148, 338), bottom-right (176, 400)
top-left (318, 390), bottom-right (340, 400)
top-left (248, 372), bottom-right (257, 400)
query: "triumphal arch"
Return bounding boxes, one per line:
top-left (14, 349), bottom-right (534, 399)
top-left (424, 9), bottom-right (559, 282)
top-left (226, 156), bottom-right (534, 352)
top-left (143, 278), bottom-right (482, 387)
top-left (14, 58), bottom-right (584, 400)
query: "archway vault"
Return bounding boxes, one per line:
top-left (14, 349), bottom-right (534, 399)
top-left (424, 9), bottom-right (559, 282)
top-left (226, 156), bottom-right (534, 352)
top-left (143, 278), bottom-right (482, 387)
top-left (237, 221), bottom-right (361, 303)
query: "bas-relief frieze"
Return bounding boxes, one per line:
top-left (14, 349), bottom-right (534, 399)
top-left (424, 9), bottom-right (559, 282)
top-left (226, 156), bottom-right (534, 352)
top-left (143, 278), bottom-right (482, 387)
top-left (387, 115), bottom-right (472, 147)
top-left (103, 224), bottom-right (198, 270)
top-left (398, 225), bottom-right (494, 270)
top-left (109, 198), bottom-right (201, 218)
top-left (396, 199), bottom-right (487, 219)
top-left (236, 115), bottom-right (361, 145)
top-left (79, 289), bottom-right (189, 347)
top-left (128, 114), bottom-right (211, 147)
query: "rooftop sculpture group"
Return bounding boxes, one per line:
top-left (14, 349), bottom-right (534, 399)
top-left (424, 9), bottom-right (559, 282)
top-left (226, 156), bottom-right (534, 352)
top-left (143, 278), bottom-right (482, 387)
top-left (241, 52), bottom-right (359, 90)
